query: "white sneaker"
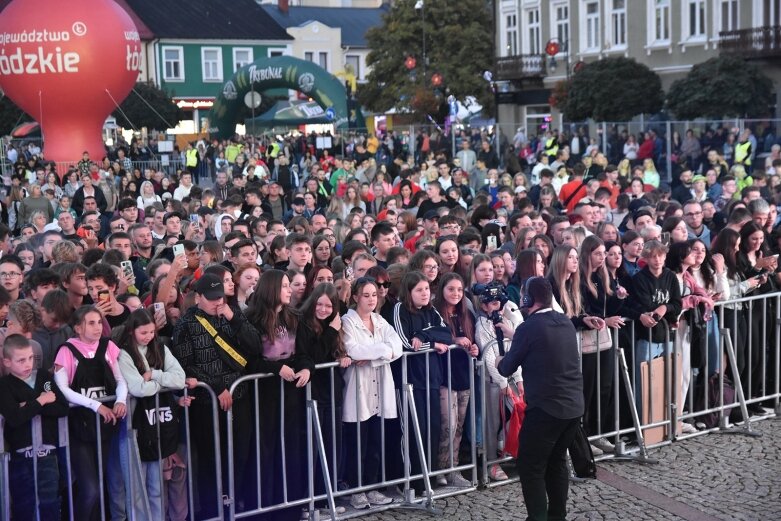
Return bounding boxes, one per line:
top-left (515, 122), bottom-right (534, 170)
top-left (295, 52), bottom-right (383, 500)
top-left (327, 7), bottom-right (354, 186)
top-left (489, 464), bottom-right (508, 481)
top-left (680, 422), bottom-right (699, 434)
top-left (591, 437), bottom-right (615, 453)
top-left (366, 490), bottom-right (393, 505)
top-left (350, 493), bottom-right (370, 509)
top-left (320, 505), bottom-right (346, 515)
top-left (449, 472), bottom-right (472, 487)
top-left (436, 474), bottom-right (448, 486)
top-left (589, 444), bottom-right (604, 456)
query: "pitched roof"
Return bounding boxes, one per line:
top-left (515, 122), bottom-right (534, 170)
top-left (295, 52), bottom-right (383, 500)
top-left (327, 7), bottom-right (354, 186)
top-left (123, 0), bottom-right (291, 41)
top-left (263, 5), bottom-right (388, 47)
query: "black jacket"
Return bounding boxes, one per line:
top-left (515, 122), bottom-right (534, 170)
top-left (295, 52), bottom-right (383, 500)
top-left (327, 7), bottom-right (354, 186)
top-left (392, 302), bottom-right (452, 389)
top-left (295, 320), bottom-right (341, 404)
top-left (0, 370), bottom-right (69, 452)
top-left (498, 309), bottom-right (584, 419)
top-left (171, 307), bottom-right (261, 400)
top-left (627, 267), bottom-right (682, 343)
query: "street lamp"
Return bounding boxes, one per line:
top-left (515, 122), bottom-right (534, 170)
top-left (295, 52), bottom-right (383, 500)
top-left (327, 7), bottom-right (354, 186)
top-left (415, 0), bottom-right (426, 80)
top-left (546, 38), bottom-right (571, 80)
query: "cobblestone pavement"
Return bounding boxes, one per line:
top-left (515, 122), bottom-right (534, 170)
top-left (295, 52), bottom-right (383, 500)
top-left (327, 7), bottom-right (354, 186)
top-left (358, 418), bottom-right (781, 521)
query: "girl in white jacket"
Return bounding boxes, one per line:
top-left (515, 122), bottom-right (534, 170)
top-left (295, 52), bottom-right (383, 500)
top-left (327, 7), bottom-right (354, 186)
top-left (342, 277), bottom-right (403, 509)
top-left (474, 295), bottom-right (523, 481)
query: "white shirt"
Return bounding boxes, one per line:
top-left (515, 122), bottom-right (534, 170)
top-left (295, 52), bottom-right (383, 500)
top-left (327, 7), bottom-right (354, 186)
top-left (341, 309), bottom-right (403, 423)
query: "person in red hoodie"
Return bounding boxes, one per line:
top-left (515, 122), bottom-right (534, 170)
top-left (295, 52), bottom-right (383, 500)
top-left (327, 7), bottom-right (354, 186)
top-left (404, 210), bottom-right (439, 253)
top-left (558, 163), bottom-right (588, 214)
top-left (637, 131), bottom-right (655, 161)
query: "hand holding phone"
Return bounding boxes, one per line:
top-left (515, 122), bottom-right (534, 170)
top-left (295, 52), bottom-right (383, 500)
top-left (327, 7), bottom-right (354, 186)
top-left (173, 244), bottom-right (185, 257)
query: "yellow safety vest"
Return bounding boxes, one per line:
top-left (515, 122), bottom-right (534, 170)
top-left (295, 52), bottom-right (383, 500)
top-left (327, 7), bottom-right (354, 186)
top-left (544, 137), bottom-right (558, 158)
top-left (185, 148), bottom-right (198, 168)
top-left (735, 141), bottom-right (751, 166)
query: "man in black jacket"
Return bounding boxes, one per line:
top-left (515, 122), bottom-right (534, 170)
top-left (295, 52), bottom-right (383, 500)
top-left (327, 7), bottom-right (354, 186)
top-left (171, 273), bottom-right (261, 516)
top-left (497, 277), bottom-right (584, 521)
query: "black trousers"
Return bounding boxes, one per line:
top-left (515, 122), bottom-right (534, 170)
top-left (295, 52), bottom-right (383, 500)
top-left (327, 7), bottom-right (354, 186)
top-left (516, 408), bottom-right (579, 521)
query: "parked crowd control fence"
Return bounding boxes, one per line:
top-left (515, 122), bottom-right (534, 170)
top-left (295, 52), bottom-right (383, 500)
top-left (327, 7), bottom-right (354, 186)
top-left (1, 293), bottom-right (779, 520)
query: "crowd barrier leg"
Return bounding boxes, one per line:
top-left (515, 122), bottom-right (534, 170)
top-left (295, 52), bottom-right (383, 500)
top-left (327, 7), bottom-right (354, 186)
top-left (616, 348), bottom-right (658, 465)
top-left (0, 418), bottom-right (7, 521)
top-left (774, 295), bottom-right (781, 416)
top-left (717, 331), bottom-right (762, 439)
top-left (403, 383), bottom-right (442, 515)
top-left (184, 383), bottom-right (224, 521)
top-left (58, 416), bottom-right (74, 521)
top-left (307, 399), bottom-right (338, 521)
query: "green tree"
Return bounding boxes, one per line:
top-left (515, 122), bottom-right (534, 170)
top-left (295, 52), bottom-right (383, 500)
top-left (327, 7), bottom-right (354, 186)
top-left (0, 96), bottom-right (33, 135)
top-left (562, 57), bottom-right (664, 121)
top-left (112, 82), bottom-right (184, 131)
top-left (358, 0), bottom-right (494, 117)
top-left (666, 55), bottom-right (773, 119)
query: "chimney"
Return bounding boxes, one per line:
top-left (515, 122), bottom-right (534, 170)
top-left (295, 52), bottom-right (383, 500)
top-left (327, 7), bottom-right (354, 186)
top-left (278, 0), bottom-right (288, 14)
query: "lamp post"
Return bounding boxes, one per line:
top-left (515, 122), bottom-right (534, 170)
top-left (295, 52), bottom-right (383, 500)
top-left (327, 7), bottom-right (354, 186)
top-left (415, 0), bottom-right (426, 81)
top-left (545, 38), bottom-right (570, 81)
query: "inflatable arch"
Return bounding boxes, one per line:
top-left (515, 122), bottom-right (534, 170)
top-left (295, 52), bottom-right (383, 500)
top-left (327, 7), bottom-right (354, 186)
top-left (208, 56), bottom-right (350, 138)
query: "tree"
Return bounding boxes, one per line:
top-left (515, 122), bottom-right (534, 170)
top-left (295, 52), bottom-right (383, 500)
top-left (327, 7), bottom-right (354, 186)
top-left (357, 0), bottom-right (494, 118)
top-left (0, 96), bottom-right (33, 136)
top-left (562, 57), bottom-right (664, 121)
top-left (112, 82), bottom-right (184, 130)
top-left (666, 55), bottom-right (773, 119)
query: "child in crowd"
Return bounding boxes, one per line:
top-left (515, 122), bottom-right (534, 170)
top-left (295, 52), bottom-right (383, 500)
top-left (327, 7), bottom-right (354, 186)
top-left (53, 305), bottom-right (128, 521)
top-left (118, 309), bottom-right (189, 521)
top-left (0, 334), bottom-right (69, 520)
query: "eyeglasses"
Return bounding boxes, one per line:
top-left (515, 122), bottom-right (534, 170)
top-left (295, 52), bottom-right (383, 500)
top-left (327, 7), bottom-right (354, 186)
top-left (684, 211), bottom-right (703, 217)
top-left (376, 281), bottom-right (391, 289)
top-left (0, 272), bottom-right (21, 278)
top-left (422, 264), bottom-right (439, 272)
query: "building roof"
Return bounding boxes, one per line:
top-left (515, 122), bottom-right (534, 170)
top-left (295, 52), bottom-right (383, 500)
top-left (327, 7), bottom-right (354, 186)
top-left (123, 0), bottom-right (291, 41)
top-left (263, 5), bottom-right (388, 47)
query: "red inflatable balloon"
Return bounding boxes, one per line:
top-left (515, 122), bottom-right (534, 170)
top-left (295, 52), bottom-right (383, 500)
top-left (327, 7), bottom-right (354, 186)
top-left (0, 0), bottom-right (140, 165)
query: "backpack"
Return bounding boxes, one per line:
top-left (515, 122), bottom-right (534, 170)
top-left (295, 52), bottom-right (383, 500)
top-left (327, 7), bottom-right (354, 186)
top-left (59, 338), bottom-right (117, 442)
top-left (132, 391), bottom-right (180, 461)
top-left (700, 374), bottom-right (737, 428)
top-left (568, 421), bottom-right (597, 479)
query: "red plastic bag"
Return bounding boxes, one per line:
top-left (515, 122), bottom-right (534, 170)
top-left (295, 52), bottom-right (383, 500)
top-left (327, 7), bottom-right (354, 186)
top-left (501, 387), bottom-right (526, 458)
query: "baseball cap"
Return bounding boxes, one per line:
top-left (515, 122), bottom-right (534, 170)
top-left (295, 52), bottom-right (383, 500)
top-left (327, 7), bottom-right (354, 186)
top-left (423, 210), bottom-right (440, 221)
top-left (194, 273), bottom-right (225, 301)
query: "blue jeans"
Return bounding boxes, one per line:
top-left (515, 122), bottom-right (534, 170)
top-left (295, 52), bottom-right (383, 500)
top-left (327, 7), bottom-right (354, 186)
top-left (9, 451), bottom-right (60, 521)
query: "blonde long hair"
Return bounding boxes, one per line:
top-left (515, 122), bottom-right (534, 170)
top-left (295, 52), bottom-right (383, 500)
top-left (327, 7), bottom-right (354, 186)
top-left (579, 235), bottom-right (613, 300)
top-left (547, 245), bottom-right (581, 317)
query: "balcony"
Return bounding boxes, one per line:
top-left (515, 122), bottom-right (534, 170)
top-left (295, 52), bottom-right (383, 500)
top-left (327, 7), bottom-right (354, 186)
top-left (720, 26), bottom-right (781, 59)
top-left (494, 54), bottom-right (546, 81)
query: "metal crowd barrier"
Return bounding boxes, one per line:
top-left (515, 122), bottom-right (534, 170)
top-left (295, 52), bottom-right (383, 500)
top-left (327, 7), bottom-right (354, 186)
top-left (1, 295), bottom-right (779, 520)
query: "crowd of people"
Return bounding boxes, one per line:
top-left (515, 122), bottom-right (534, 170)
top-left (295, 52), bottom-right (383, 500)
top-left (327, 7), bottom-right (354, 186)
top-left (0, 122), bottom-right (779, 521)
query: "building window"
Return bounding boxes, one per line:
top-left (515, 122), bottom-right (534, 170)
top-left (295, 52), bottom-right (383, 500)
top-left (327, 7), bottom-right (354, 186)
top-left (162, 46), bottom-right (184, 81)
top-left (685, 0), bottom-right (706, 39)
top-left (201, 47), bottom-right (223, 82)
top-left (345, 55), bottom-right (361, 79)
top-left (268, 49), bottom-right (285, 58)
top-left (304, 51), bottom-right (314, 62)
top-left (553, 3), bottom-right (570, 49)
top-left (610, 0), bottom-right (627, 47)
top-left (318, 52), bottom-right (328, 71)
top-left (526, 8), bottom-right (541, 54)
top-left (761, 0), bottom-right (781, 26)
top-left (716, 0), bottom-right (738, 33)
top-left (652, 0), bottom-right (671, 43)
top-left (582, 0), bottom-right (601, 52)
top-left (506, 14), bottom-right (518, 56)
top-left (233, 48), bottom-right (253, 72)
